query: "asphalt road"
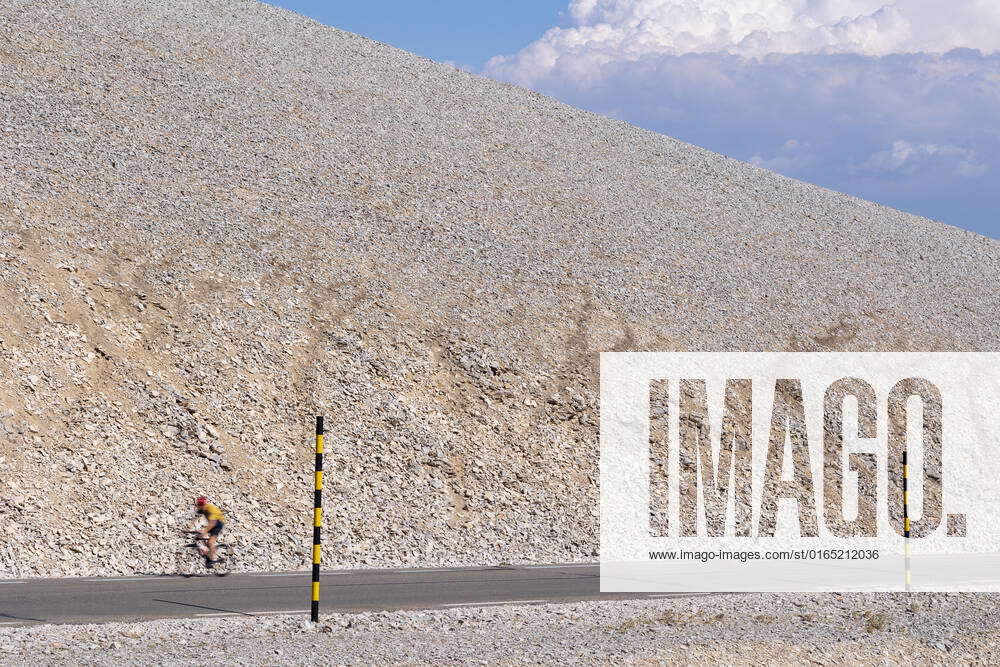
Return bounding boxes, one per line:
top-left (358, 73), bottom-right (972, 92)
top-left (0, 564), bottom-right (696, 627)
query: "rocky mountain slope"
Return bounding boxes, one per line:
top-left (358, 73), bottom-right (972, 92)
top-left (1, 0), bottom-right (998, 576)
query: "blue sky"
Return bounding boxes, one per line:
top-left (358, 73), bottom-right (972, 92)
top-left (269, 1), bottom-right (567, 70)
top-left (269, 1), bottom-right (999, 240)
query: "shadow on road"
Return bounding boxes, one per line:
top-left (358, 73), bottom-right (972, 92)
top-left (0, 611), bottom-right (46, 623)
top-left (150, 598), bottom-right (253, 616)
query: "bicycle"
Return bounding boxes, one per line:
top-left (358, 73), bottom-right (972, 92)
top-left (177, 530), bottom-right (232, 577)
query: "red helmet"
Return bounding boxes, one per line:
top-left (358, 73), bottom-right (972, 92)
top-left (195, 496), bottom-right (208, 507)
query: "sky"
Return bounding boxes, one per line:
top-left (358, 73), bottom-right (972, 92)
top-left (270, 1), bottom-right (999, 240)
top-left (269, 1), bottom-right (569, 70)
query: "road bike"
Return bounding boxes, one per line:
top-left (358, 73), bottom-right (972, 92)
top-left (177, 530), bottom-right (232, 577)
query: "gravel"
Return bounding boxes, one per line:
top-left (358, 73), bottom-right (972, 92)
top-left (0, 0), bottom-right (998, 590)
top-left (2, 594), bottom-right (999, 665)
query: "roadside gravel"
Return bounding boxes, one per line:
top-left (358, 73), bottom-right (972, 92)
top-left (2, 594), bottom-right (998, 665)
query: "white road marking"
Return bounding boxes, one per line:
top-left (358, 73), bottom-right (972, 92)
top-left (260, 568), bottom-right (469, 576)
top-left (0, 621), bottom-right (31, 625)
top-left (194, 612), bottom-right (243, 617)
top-left (195, 610), bottom-right (308, 617)
top-left (84, 576), bottom-right (149, 581)
top-left (443, 599), bottom-right (549, 607)
top-left (390, 567), bottom-right (465, 573)
top-left (523, 564), bottom-right (595, 570)
top-left (0, 581), bottom-right (27, 585)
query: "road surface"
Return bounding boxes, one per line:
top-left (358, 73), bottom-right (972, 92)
top-left (0, 563), bottom-right (699, 627)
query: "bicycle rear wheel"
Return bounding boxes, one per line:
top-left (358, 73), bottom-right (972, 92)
top-left (210, 546), bottom-right (232, 576)
top-left (176, 541), bottom-right (206, 577)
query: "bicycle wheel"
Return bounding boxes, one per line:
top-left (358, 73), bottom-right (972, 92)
top-left (176, 541), bottom-right (204, 578)
top-left (211, 546), bottom-right (232, 576)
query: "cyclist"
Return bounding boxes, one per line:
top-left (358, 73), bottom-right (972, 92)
top-left (190, 496), bottom-right (226, 567)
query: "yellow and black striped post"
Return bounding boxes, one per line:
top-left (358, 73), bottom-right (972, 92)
top-left (311, 416), bottom-right (324, 622)
top-left (903, 450), bottom-right (911, 592)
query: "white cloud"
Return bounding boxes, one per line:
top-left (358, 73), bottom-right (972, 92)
top-left (442, 60), bottom-right (476, 74)
top-left (862, 140), bottom-right (989, 177)
top-left (486, 0), bottom-right (1000, 85)
top-left (481, 1), bottom-right (1000, 234)
top-left (751, 139), bottom-right (814, 173)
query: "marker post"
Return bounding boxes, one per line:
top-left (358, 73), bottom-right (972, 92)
top-left (312, 416), bottom-right (324, 622)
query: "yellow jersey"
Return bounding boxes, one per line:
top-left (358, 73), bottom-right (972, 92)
top-left (199, 503), bottom-right (225, 522)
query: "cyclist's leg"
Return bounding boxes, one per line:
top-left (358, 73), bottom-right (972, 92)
top-left (207, 521), bottom-right (224, 561)
top-left (195, 533), bottom-right (209, 557)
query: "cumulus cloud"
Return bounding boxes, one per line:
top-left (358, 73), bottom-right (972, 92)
top-left (488, 0), bottom-right (1000, 81)
top-left (483, 1), bottom-right (1000, 235)
top-left (442, 60), bottom-right (476, 74)
top-left (751, 139), bottom-right (813, 173)
top-left (862, 140), bottom-right (988, 177)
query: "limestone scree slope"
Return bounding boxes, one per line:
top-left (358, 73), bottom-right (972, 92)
top-left (1, 0), bottom-right (998, 576)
